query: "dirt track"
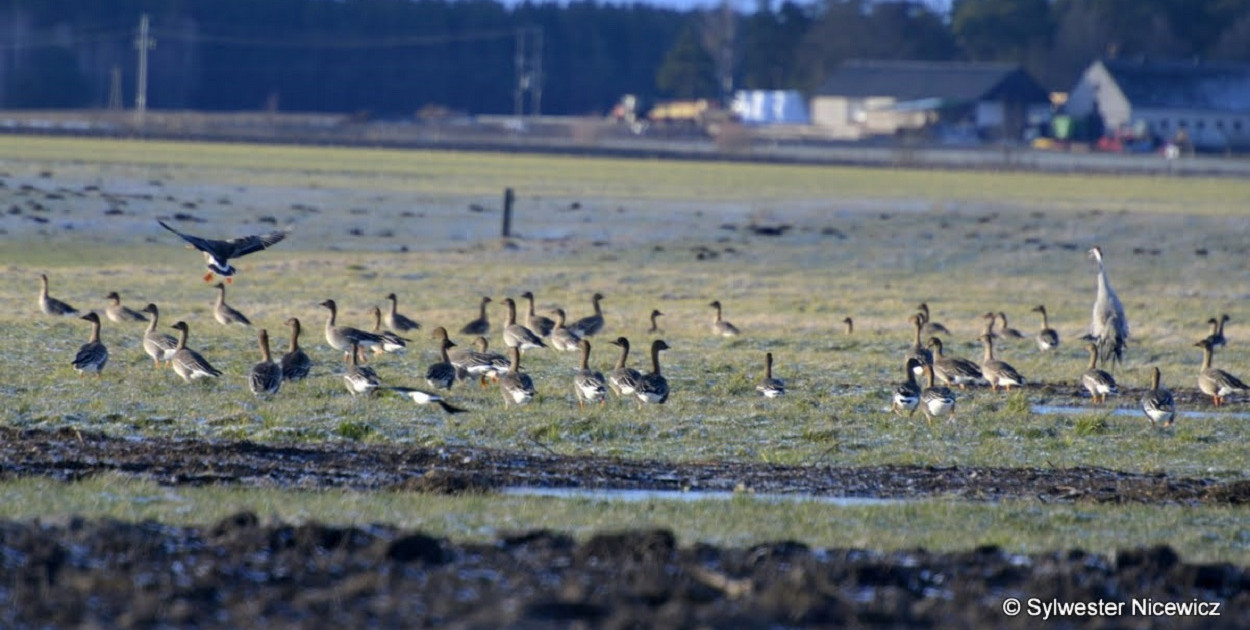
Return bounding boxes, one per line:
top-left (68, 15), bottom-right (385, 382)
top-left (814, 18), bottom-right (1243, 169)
top-left (2, 427), bottom-right (1249, 505)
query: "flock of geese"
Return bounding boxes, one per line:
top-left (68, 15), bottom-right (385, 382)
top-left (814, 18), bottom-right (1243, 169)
top-left (33, 222), bottom-right (1250, 426)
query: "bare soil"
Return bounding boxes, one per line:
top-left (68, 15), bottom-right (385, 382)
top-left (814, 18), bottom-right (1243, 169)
top-left (2, 429), bottom-right (1250, 627)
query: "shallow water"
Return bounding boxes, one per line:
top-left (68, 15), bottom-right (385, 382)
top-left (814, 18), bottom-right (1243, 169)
top-left (1031, 404), bottom-right (1250, 421)
top-left (501, 486), bottom-right (901, 506)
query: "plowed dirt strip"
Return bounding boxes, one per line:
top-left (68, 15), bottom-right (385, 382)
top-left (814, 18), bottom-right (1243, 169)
top-left (2, 428), bottom-right (1248, 505)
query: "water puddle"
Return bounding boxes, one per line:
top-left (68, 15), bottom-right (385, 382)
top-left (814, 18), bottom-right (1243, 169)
top-left (1031, 405), bottom-right (1250, 421)
top-left (501, 486), bottom-right (901, 507)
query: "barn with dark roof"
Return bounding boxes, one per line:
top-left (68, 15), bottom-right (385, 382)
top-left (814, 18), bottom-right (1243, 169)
top-left (810, 60), bottom-right (1052, 141)
top-left (1065, 59), bottom-right (1250, 151)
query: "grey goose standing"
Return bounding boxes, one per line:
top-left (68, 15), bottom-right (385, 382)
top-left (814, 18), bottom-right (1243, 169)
top-left (383, 292), bottom-right (421, 333)
top-left (709, 300), bottom-right (740, 337)
top-left (1080, 341), bottom-right (1118, 404)
top-left (460, 296), bottom-right (492, 336)
top-left (573, 338), bottom-right (607, 409)
top-left (38, 273), bottom-right (78, 317)
top-left (425, 336), bottom-right (458, 390)
top-left (755, 351), bottom-right (785, 398)
top-left (369, 305), bottom-right (410, 354)
top-left (501, 298), bottom-right (547, 351)
top-left (607, 337), bottom-right (643, 399)
top-left (104, 291), bottom-right (148, 323)
top-left (319, 299), bottom-right (385, 358)
top-left (1032, 304), bottom-right (1060, 352)
top-left (499, 346), bottom-right (536, 407)
top-left (636, 339), bottom-right (671, 405)
top-left (549, 308), bottom-right (582, 352)
top-left (212, 282), bottom-right (252, 326)
top-left (280, 317), bottom-right (313, 381)
top-left (248, 329), bottom-right (282, 397)
top-left (978, 333), bottom-right (1026, 392)
top-left (927, 337), bottom-right (984, 390)
top-left (919, 363), bottom-right (957, 425)
top-left (1203, 314), bottom-right (1230, 349)
top-left (648, 309), bottom-right (665, 334)
top-left (72, 312), bottom-right (108, 377)
top-left (519, 291), bottom-right (555, 338)
top-left (1195, 337), bottom-right (1249, 407)
top-left (140, 304), bottom-right (179, 368)
top-left (569, 292), bottom-right (606, 338)
top-left (1142, 367), bottom-right (1176, 428)
top-left (342, 340), bottom-right (381, 396)
top-left (892, 358), bottom-right (922, 417)
top-left (169, 321), bottom-right (223, 382)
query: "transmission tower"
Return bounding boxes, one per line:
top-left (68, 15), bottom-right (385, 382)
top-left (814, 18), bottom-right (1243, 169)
top-left (513, 26), bottom-right (542, 117)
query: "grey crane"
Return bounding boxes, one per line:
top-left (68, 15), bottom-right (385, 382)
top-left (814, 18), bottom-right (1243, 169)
top-left (1087, 246), bottom-right (1128, 367)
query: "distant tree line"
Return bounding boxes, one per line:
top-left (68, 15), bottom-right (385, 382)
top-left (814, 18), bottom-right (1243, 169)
top-left (2, 0), bottom-right (1250, 117)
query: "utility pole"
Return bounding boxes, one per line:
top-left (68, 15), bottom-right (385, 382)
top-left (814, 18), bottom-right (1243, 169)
top-left (529, 27), bottom-right (542, 117)
top-left (134, 13), bottom-right (155, 127)
top-left (107, 66), bottom-right (122, 111)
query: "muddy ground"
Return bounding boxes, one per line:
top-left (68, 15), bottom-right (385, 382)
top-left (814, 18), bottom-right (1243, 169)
top-left (2, 427), bottom-right (1250, 627)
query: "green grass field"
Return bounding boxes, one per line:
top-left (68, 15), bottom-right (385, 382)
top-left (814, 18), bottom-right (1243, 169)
top-left (3, 135), bottom-right (1250, 561)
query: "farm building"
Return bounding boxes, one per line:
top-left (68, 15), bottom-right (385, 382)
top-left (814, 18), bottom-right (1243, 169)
top-left (1065, 59), bottom-right (1250, 152)
top-left (810, 60), bottom-right (1052, 142)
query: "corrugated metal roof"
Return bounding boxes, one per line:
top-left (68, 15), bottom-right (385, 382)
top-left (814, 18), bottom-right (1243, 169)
top-left (1102, 59), bottom-right (1250, 113)
top-left (815, 60), bottom-right (1048, 103)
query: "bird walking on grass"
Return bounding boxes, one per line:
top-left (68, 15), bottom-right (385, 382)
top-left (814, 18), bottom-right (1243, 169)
top-left (919, 363), bottom-right (956, 425)
top-left (103, 291), bottom-right (147, 323)
top-left (38, 273), bottom-right (78, 317)
top-left (709, 300), bottom-right (740, 337)
top-left (636, 339), bottom-right (671, 405)
top-left (978, 333), bottom-right (1025, 392)
top-left (569, 292), bottom-right (606, 338)
top-left (280, 317), bottom-right (312, 381)
top-left (213, 282), bottom-right (252, 326)
top-left (72, 312), bottom-right (108, 377)
top-left (892, 358), bottom-right (922, 417)
top-left (1032, 304), bottom-right (1060, 352)
top-left (383, 292), bottom-right (421, 333)
top-left (573, 338), bottom-right (607, 409)
top-left (169, 321), bottom-right (223, 382)
top-left (608, 337), bottom-right (643, 399)
top-left (1195, 337), bottom-right (1249, 407)
top-left (158, 219), bottom-right (288, 283)
top-left (343, 341), bottom-right (380, 397)
top-left (140, 304), bottom-right (178, 369)
top-left (1080, 341), bottom-right (1118, 404)
top-left (1142, 367), bottom-right (1175, 428)
top-left (499, 346), bottom-right (536, 407)
top-left (248, 329), bottom-right (282, 398)
top-left (755, 351), bottom-right (785, 398)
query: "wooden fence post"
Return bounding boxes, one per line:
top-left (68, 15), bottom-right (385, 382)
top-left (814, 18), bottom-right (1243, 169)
top-left (501, 187), bottom-right (514, 239)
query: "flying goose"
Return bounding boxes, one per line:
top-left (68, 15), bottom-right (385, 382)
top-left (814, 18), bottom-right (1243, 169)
top-left (212, 283), bottom-right (252, 326)
top-left (1031, 304), bottom-right (1060, 352)
top-left (425, 336), bottom-right (458, 390)
top-left (499, 346), bottom-right (536, 407)
top-left (369, 305), bottom-right (410, 354)
top-left (916, 302), bottom-right (950, 337)
top-left (385, 386), bottom-right (466, 414)
top-left (648, 309), bottom-right (665, 334)
top-left (71, 312), bottom-right (108, 377)
top-left (140, 303), bottom-right (178, 368)
top-left (1141, 366), bottom-right (1175, 427)
top-left (755, 351), bottom-right (785, 398)
top-left (1080, 341), bottom-right (1118, 404)
top-left (248, 329), bottom-right (282, 397)
top-left (996, 312), bottom-right (1026, 340)
top-left (1087, 246), bottom-right (1128, 366)
top-left (1203, 314), bottom-right (1230, 349)
top-left (280, 317), bottom-right (312, 381)
top-left (919, 363), bottom-right (957, 425)
top-left (501, 298), bottom-right (546, 351)
top-left (342, 340), bottom-right (380, 396)
top-left (169, 321), bottom-right (223, 382)
top-left (709, 300), bottom-right (740, 337)
top-left (158, 219), bottom-right (288, 282)
top-left (459, 296), bottom-right (492, 336)
top-left (569, 292), bottom-right (606, 338)
top-left (607, 337), bottom-right (643, 399)
top-left (519, 291), bottom-right (555, 338)
top-left (927, 337), bottom-right (984, 389)
top-left (103, 291), bottom-right (148, 323)
top-left (978, 333), bottom-right (1025, 392)
top-left (383, 292), bottom-right (421, 333)
top-left (319, 299), bottom-right (385, 358)
top-left (549, 308), bottom-right (582, 352)
top-left (892, 357), bottom-right (922, 417)
top-left (1195, 337), bottom-right (1249, 406)
top-left (573, 338), bottom-right (607, 409)
top-left (636, 339), bottom-right (671, 405)
top-left (38, 273), bottom-right (78, 316)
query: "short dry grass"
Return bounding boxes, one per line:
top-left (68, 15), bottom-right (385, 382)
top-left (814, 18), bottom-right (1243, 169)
top-left (3, 135), bottom-right (1250, 553)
